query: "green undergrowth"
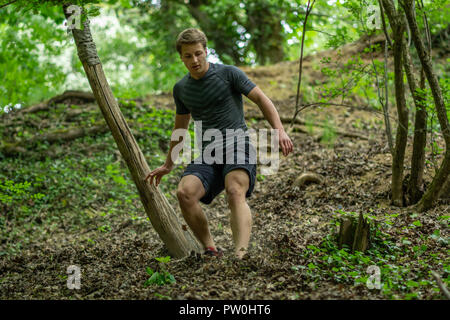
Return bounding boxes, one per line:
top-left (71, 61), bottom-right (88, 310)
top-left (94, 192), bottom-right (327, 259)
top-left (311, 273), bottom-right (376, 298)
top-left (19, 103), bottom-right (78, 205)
top-left (0, 101), bottom-right (191, 257)
top-left (144, 256), bottom-right (176, 287)
top-left (294, 210), bottom-right (449, 300)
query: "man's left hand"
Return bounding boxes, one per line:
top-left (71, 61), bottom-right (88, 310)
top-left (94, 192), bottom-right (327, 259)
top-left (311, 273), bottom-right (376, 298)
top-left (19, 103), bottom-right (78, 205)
top-left (278, 129), bottom-right (293, 157)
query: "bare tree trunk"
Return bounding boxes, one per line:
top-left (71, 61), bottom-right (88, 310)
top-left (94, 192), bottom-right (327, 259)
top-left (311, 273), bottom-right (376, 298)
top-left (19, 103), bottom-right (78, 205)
top-left (438, 175), bottom-right (450, 200)
top-left (382, 0), bottom-right (409, 207)
top-left (62, 4), bottom-right (201, 258)
top-left (402, 0), bottom-right (450, 211)
top-left (402, 39), bottom-right (427, 205)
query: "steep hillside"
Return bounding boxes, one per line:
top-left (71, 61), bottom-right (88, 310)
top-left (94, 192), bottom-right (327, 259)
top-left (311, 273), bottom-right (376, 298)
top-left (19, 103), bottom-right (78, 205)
top-left (0, 36), bottom-right (448, 300)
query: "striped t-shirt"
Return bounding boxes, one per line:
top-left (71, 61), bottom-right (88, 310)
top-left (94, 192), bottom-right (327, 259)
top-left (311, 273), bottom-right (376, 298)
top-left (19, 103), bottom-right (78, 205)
top-left (173, 63), bottom-right (256, 152)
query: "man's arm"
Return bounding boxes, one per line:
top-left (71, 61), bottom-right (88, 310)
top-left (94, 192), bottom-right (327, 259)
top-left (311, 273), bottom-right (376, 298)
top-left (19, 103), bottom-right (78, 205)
top-left (247, 86), bottom-right (293, 156)
top-left (164, 113), bottom-right (191, 168)
top-left (145, 113), bottom-right (190, 186)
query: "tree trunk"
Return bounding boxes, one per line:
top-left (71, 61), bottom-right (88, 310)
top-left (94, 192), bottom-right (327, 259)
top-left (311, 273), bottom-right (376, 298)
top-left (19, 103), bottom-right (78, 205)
top-left (382, 0), bottom-right (408, 207)
top-left (402, 0), bottom-right (450, 211)
top-left (403, 39), bottom-right (427, 205)
top-left (338, 213), bottom-right (371, 253)
top-left (62, 4), bottom-right (201, 258)
top-left (438, 175), bottom-right (450, 200)
top-left (186, 1), bottom-right (243, 65)
top-left (245, 0), bottom-right (285, 65)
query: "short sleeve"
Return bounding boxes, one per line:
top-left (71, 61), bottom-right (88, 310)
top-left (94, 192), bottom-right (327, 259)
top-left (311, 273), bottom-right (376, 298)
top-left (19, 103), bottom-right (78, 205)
top-left (228, 66), bottom-right (256, 96)
top-left (173, 83), bottom-right (190, 115)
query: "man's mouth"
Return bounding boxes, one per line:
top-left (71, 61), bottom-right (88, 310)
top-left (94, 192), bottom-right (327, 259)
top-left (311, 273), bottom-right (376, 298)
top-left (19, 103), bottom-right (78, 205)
top-left (192, 65), bottom-right (200, 70)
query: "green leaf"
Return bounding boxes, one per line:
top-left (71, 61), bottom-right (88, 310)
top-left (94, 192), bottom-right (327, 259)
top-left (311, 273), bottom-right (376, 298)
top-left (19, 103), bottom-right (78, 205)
top-left (146, 267), bottom-right (154, 276)
top-left (155, 256), bottom-right (171, 263)
top-left (412, 220), bottom-right (422, 227)
top-left (406, 280), bottom-right (419, 288)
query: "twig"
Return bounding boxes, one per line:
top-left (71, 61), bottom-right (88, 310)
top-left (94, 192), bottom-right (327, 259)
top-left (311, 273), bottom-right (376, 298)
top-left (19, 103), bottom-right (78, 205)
top-left (0, 0), bottom-right (18, 9)
top-left (378, 0), bottom-right (393, 47)
top-left (290, 0), bottom-right (315, 129)
top-left (431, 271), bottom-right (450, 299)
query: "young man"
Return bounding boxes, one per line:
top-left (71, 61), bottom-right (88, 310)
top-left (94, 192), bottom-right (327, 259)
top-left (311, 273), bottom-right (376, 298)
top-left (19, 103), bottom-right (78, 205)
top-left (145, 28), bottom-right (293, 259)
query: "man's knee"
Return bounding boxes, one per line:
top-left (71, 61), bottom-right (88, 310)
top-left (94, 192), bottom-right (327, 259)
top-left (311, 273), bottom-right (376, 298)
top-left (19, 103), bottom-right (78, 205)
top-left (225, 169), bottom-right (249, 200)
top-left (225, 177), bottom-right (248, 203)
top-left (225, 183), bottom-right (246, 199)
top-left (176, 187), bottom-right (198, 205)
top-left (177, 175), bottom-right (205, 205)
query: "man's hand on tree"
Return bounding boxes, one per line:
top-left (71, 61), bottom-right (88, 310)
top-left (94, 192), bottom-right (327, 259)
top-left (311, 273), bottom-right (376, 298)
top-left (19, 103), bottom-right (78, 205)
top-left (145, 164), bottom-right (173, 187)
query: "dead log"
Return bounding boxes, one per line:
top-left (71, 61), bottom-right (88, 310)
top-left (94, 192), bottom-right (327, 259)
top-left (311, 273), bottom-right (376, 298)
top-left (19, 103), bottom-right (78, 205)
top-left (0, 124), bottom-right (108, 156)
top-left (338, 212), bottom-right (371, 253)
top-left (47, 90), bottom-right (95, 106)
top-left (63, 4), bottom-right (201, 258)
top-left (0, 120), bottom-right (152, 157)
top-left (16, 90), bottom-right (96, 116)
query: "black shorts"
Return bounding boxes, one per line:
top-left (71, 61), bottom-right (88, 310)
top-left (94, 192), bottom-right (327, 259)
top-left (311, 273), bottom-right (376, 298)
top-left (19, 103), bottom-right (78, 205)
top-left (181, 142), bottom-right (257, 205)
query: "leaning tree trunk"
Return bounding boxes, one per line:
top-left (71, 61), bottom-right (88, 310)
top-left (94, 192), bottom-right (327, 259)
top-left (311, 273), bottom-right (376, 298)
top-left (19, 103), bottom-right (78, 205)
top-left (62, 4), bottom-right (201, 258)
top-left (382, 0), bottom-right (409, 207)
top-left (402, 0), bottom-right (450, 211)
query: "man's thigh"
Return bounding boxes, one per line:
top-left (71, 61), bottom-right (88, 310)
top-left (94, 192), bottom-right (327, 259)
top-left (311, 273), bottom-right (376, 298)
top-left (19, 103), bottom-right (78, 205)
top-left (224, 169), bottom-right (250, 194)
top-left (178, 174), bottom-right (206, 201)
top-left (181, 163), bottom-right (225, 204)
top-left (223, 165), bottom-right (256, 199)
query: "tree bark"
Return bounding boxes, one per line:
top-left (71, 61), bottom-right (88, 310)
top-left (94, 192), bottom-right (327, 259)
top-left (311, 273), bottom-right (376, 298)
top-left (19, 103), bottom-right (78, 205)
top-left (402, 38), bottom-right (427, 205)
top-left (245, 0), bottom-right (285, 65)
top-left (382, 0), bottom-right (409, 207)
top-left (402, 0), bottom-right (450, 211)
top-left (62, 4), bottom-right (201, 258)
top-left (185, 0), bottom-right (243, 65)
top-left (338, 213), bottom-right (371, 253)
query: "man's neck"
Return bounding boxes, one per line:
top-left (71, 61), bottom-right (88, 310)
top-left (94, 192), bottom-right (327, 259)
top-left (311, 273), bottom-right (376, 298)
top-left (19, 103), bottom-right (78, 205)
top-left (190, 62), bottom-right (210, 80)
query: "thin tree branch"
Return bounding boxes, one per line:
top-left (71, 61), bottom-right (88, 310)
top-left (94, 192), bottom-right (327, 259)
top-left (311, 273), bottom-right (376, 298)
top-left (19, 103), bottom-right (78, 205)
top-left (290, 0), bottom-right (315, 129)
top-left (378, 0), bottom-right (393, 47)
top-left (431, 271), bottom-right (450, 300)
top-left (0, 0), bottom-right (18, 9)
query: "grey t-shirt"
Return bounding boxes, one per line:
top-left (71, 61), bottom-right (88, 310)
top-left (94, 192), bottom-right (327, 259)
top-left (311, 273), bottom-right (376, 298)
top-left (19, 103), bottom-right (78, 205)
top-left (173, 63), bottom-right (256, 152)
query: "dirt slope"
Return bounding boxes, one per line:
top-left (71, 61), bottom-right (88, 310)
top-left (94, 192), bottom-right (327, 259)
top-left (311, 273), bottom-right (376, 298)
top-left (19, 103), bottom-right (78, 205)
top-left (0, 36), bottom-right (448, 300)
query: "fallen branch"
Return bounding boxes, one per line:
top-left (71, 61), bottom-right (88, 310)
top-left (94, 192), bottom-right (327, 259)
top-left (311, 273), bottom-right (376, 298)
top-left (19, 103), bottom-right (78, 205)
top-left (246, 115), bottom-right (372, 141)
top-left (0, 120), bottom-right (151, 157)
top-left (431, 271), bottom-right (450, 299)
top-left (0, 124), bottom-right (108, 156)
top-left (16, 90), bottom-right (95, 115)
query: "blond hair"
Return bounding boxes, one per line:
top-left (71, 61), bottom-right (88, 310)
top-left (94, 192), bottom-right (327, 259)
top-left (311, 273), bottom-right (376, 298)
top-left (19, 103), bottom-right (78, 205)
top-left (176, 28), bottom-right (207, 54)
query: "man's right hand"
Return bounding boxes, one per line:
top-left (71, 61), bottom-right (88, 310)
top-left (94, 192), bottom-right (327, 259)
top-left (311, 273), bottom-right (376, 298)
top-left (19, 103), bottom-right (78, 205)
top-left (145, 164), bottom-right (173, 187)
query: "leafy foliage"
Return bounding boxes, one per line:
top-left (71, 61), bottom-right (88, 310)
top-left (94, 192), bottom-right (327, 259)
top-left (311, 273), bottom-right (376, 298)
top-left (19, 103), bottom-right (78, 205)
top-left (144, 256), bottom-right (176, 286)
top-left (294, 210), bottom-right (450, 299)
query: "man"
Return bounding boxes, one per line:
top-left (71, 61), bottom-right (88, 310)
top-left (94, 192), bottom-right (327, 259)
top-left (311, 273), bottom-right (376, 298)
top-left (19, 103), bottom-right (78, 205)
top-left (145, 28), bottom-right (293, 259)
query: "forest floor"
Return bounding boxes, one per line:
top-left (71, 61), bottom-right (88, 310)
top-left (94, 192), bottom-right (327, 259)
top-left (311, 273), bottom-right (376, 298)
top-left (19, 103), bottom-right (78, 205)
top-left (0, 36), bottom-right (448, 300)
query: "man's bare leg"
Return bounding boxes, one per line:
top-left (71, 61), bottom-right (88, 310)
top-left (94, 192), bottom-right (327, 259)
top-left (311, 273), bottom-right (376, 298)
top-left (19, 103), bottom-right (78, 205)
top-left (177, 175), bottom-right (216, 250)
top-left (225, 169), bottom-right (252, 259)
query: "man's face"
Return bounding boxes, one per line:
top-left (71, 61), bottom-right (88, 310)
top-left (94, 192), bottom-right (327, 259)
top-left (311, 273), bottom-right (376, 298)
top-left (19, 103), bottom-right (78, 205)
top-left (180, 42), bottom-right (208, 78)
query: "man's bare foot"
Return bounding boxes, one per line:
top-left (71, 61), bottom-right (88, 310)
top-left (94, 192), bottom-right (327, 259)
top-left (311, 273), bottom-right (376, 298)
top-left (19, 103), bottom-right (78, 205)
top-left (235, 247), bottom-right (248, 260)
